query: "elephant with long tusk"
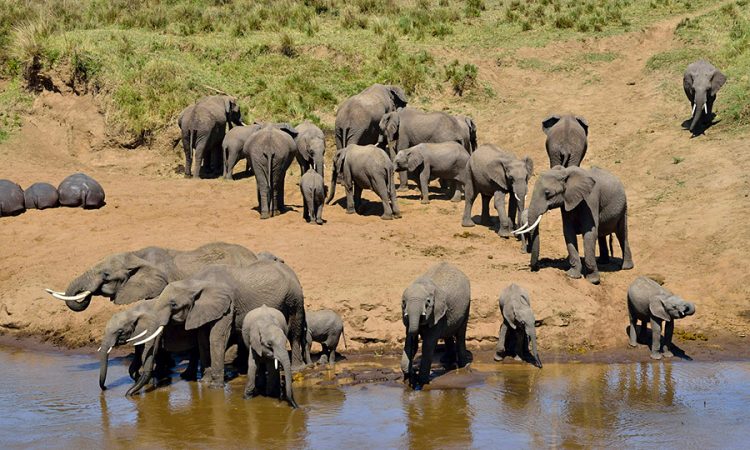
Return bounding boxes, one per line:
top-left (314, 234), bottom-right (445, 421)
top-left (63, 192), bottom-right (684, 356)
top-left (514, 165), bottom-right (633, 284)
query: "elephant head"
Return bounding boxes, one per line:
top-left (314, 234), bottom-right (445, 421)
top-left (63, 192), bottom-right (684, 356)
top-left (401, 279), bottom-right (447, 337)
top-left (455, 115), bottom-right (477, 153)
top-left (247, 307), bottom-right (298, 408)
top-left (393, 148), bottom-right (417, 172)
top-left (684, 62), bottom-right (726, 133)
top-left (46, 252), bottom-right (169, 312)
top-left (97, 302), bottom-right (154, 391)
top-left (386, 85), bottom-right (408, 110)
top-left (650, 294), bottom-right (696, 322)
top-left (488, 153), bottom-right (534, 225)
top-left (378, 110), bottom-right (400, 152)
top-left (298, 134), bottom-right (325, 175)
top-left (325, 146), bottom-right (349, 204)
top-left (501, 287), bottom-right (542, 368)
top-left (124, 278), bottom-right (234, 396)
top-left (222, 96), bottom-right (244, 129)
top-left (514, 166), bottom-right (595, 269)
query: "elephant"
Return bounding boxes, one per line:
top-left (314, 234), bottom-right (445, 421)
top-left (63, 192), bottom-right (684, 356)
top-left (124, 259), bottom-right (309, 394)
top-left (401, 262), bottom-right (471, 387)
top-left (461, 144), bottom-right (534, 246)
top-left (379, 107), bottom-right (476, 190)
top-left (256, 251), bottom-right (284, 263)
top-left (541, 114), bottom-right (589, 168)
top-left (325, 144), bottom-right (401, 220)
top-left (305, 309), bottom-right (346, 365)
top-left (627, 276), bottom-right (696, 360)
top-left (57, 173), bottom-right (105, 209)
top-left (242, 305), bottom-right (298, 408)
top-left (300, 168), bottom-right (325, 225)
top-left (294, 121), bottom-right (326, 177)
top-left (493, 284), bottom-right (542, 368)
top-left (393, 142), bottom-right (469, 204)
top-left (178, 95), bottom-right (244, 178)
top-left (23, 182), bottom-right (59, 209)
top-left (334, 83), bottom-right (408, 150)
top-left (222, 125), bottom-right (257, 180)
top-left (244, 123), bottom-right (298, 219)
top-left (97, 301), bottom-right (199, 393)
top-left (45, 242), bottom-right (257, 312)
top-left (513, 166), bottom-right (634, 284)
top-left (0, 179), bottom-right (25, 217)
top-left (454, 114), bottom-right (478, 153)
top-left (684, 60), bottom-right (726, 135)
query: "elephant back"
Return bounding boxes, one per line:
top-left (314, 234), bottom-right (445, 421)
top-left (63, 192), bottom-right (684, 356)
top-left (58, 173), bottom-right (105, 208)
top-left (0, 179), bottom-right (25, 216)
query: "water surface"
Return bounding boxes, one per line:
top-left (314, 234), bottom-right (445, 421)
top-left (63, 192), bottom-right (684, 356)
top-left (1, 345), bottom-right (748, 449)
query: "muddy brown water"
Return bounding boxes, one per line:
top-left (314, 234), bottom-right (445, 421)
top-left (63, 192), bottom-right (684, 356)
top-left (1, 345), bottom-right (748, 449)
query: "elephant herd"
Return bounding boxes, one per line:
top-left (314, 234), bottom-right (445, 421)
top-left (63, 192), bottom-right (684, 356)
top-left (0, 173), bottom-right (105, 216)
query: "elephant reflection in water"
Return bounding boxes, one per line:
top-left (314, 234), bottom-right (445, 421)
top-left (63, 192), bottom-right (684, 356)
top-left (616, 362), bottom-right (675, 407)
top-left (404, 388), bottom-right (473, 448)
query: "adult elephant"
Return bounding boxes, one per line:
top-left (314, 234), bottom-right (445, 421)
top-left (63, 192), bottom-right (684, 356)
top-left (334, 83), bottom-right (408, 150)
top-left (244, 123), bottom-right (298, 219)
top-left (541, 114), bottom-right (588, 168)
top-left (684, 60), bottom-right (726, 135)
top-left (461, 144), bottom-right (534, 245)
top-left (124, 260), bottom-right (309, 394)
top-left (325, 144), bottom-right (401, 220)
top-left (222, 125), bottom-right (258, 180)
top-left (58, 173), bottom-right (105, 209)
top-left (514, 166), bottom-right (633, 284)
top-left (294, 121), bottom-right (326, 177)
top-left (0, 179), bottom-right (25, 217)
top-left (178, 95), bottom-right (244, 178)
top-left (45, 242), bottom-right (257, 312)
top-left (379, 108), bottom-right (477, 189)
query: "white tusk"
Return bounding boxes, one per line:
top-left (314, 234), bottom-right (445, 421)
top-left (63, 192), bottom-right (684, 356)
top-left (703, 104), bottom-right (708, 115)
top-left (514, 193), bottom-right (521, 202)
top-left (691, 104), bottom-right (696, 116)
top-left (274, 359), bottom-right (279, 370)
top-left (97, 346), bottom-right (101, 352)
top-left (514, 215), bottom-right (542, 235)
top-left (125, 329), bottom-right (149, 342)
top-left (108, 347), bottom-right (113, 354)
top-left (131, 326), bottom-right (163, 346)
top-left (47, 289), bottom-right (91, 302)
top-left (513, 221), bottom-right (530, 234)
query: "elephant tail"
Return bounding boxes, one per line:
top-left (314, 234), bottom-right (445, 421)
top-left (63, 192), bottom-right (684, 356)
top-left (267, 152), bottom-right (274, 214)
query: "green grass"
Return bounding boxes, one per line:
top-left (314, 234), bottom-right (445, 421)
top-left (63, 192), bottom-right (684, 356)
top-left (0, 78), bottom-right (32, 143)
top-left (647, 1), bottom-right (750, 129)
top-left (0, 0), bottom-right (721, 142)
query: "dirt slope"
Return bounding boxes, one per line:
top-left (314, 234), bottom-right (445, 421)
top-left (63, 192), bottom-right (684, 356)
top-left (0, 9), bottom-right (748, 358)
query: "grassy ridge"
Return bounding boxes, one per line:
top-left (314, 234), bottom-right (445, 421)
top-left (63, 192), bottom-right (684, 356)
top-left (0, 0), bottom-right (722, 143)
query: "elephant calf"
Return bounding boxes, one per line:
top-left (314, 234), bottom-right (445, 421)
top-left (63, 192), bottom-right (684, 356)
top-left (306, 309), bottom-right (346, 365)
top-left (24, 182), bottom-right (59, 210)
top-left (684, 60), bottom-right (726, 135)
top-left (242, 305), bottom-right (298, 408)
top-left (627, 276), bottom-right (696, 360)
top-left (58, 173), bottom-right (105, 209)
top-left (222, 125), bottom-right (256, 179)
top-left (401, 262), bottom-right (471, 387)
top-left (300, 168), bottom-right (325, 225)
top-left (295, 121), bottom-right (326, 177)
top-left (0, 179), bottom-right (25, 217)
top-left (541, 114), bottom-right (588, 168)
top-left (494, 284), bottom-right (542, 368)
top-left (393, 142), bottom-right (468, 204)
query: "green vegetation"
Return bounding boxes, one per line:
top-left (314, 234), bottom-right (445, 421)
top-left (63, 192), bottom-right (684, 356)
top-left (0, 0), bottom-right (721, 143)
top-left (0, 78), bottom-right (32, 143)
top-left (647, 1), bottom-right (750, 129)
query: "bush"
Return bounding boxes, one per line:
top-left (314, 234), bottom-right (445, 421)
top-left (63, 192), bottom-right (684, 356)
top-left (444, 60), bottom-right (477, 96)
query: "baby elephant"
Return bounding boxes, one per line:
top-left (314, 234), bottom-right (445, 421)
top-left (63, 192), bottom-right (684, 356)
top-left (494, 284), bottom-right (542, 368)
top-left (58, 173), bottom-right (105, 208)
top-left (24, 182), bottom-right (59, 210)
top-left (0, 179), bottom-right (25, 217)
top-left (242, 305), bottom-right (298, 408)
top-left (300, 168), bottom-right (325, 224)
top-left (393, 142), bottom-right (469, 204)
top-left (628, 277), bottom-right (696, 360)
top-left (306, 309), bottom-right (346, 365)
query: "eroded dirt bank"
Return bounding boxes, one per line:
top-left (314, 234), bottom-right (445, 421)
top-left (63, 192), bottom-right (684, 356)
top-left (0, 10), bottom-right (748, 360)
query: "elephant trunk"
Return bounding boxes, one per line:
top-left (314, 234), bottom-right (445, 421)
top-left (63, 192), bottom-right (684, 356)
top-left (314, 152), bottom-right (324, 178)
top-left (690, 91), bottom-right (707, 132)
top-left (98, 344), bottom-right (112, 390)
top-left (275, 345), bottom-right (298, 409)
top-left (406, 303), bottom-right (423, 336)
top-left (126, 345), bottom-right (155, 396)
top-left (63, 271), bottom-right (98, 312)
top-left (325, 164), bottom-right (338, 204)
top-left (684, 301), bottom-right (696, 317)
top-left (527, 327), bottom-right (542, 368)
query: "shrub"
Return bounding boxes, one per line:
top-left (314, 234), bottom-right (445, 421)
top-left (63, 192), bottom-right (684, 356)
top-left (279, 32), bottom-right (297, 58)
top-left (444, 60), bottom-right (477, 96)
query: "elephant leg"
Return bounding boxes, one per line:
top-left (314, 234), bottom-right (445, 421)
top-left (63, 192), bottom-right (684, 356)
top-left (192, 135), bottom-right (209, 179)
top-left (455, 317), bottom-right (470, 368)
top-left (507, 194), bottom-right (517, 229)
top-left (461, 182), bottom-right (477, 227)
top-left (181, 347), bottom-right (200, 381)
top-left (494, 322), bottom-right (509, 361)
top-left (265, 359), bottom-right (281, 398)
top-left (129, 346), bottom-right (144, 380)
top-left (198, 333), bottom-right (212, 381)
top-left (398, 170), bottom-right (409, 192)
top-left (583, 229), bottom-right (599, 284)
top-left (374, 177), bottom-right (394, 220)
top-left (302, 196), bottom-right (310, 222)
top-left (650, 318), bottom-right (663, 359)
top-left (513, 331), bottom-right (524, 361)
top-left (389, 176), bottom-right (402, 218)
top-left (276, 171), bottom-right (287, 214)
top-left (401, 335), bottom-right (418, 379)
top-left (598, 235), bottom-right (610, 264)
top-left (627, 303), bottom-right (639, 347)
top-left (419, 167), bottom-right (430, 204)
top-left (480, 193), bottom-right (491, 226)
top-left (417, 337), bottom-right (436, 386)
top-left (353, 185), bottom-right (363, 212)
top-left (440, 336), bottom-right (456, 366)
top-left (319, 344), bottom-right (329, 365)
top-left (663, 321), bottom-right (674, 358)
top-left (345, 184), bottom-right (355, 214)
top-left (563, 220), bottom-right (583, 279)
top-left (182, 133), bottom-right (193, 178)
top-left (205, 315), bottom-right (232, 388)
top-left (494, 191), bottom-right (510, 238)
top-left (617, 217), bottom-right (634, 270)
top-left (315, 202), bottom-right (324, 225)
top-left (243, 352), bottom-right (259, 399)
top-left (450, 180), bottom-right (462, 202)
top-left (287, 309), bottom-right (308, 369)
top-left (257, 170), bottom-right (271, 219)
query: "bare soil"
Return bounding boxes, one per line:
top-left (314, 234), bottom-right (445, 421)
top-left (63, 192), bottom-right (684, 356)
top-left (1, 10), bottom-right (748, 361)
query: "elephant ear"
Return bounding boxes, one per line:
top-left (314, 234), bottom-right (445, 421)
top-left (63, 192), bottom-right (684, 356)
top-left (407, 149), bottom-right (425, 172)
top-left (465, 117), bottom-right (477, 152)
top-left (524, 156), bottom-right (534, 179)
top-left (432, 285), bottom-right (448, 327)
top-left (487, 156), bottom-right (510, 191)
top-left (185, 282), bottom-right (234, 331)
top-left (649, 295), bottom-right (672, 322)
top-left (116, 255), bottom-right (169, 305)
top-left (380, 112), bottom-right (399, 140)
top-left (710, 69), bottom-right (727, 95)
top-left (542, 115), bottom-right (561, 135)
top-left (334, 149), bottom-right (346, 175)
top-left (389, 86), bottom-right (408, 108)
top-left (223, 96), bottom-right (235, 116)
top-left (562, 167), bottom-right (596, 212)
top-left (575, 116), bottom-right (589, 136)
top-left (503, 302), bottom-right (517, 330)
top-left (683, 72), bottom-right (694, 96)
top-left (276, 123), bottom-right (299, 139)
